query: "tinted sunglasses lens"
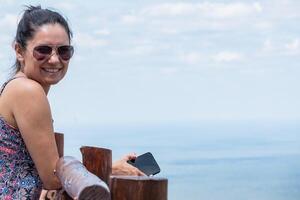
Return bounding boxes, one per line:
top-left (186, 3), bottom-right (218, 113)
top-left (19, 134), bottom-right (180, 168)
top-left (58, 46), bottom-right (74, 61)
top-left (33, 46), bottom-right (52, 60)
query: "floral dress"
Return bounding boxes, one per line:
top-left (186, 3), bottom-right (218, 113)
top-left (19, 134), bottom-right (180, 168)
top-left (0, 78), bottom-right (42, 199)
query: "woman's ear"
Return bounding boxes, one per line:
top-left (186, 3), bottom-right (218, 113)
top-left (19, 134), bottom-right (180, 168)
top-left (14, 42), bottom-right (25, 65)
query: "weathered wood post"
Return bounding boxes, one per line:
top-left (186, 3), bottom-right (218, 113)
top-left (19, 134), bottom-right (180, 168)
top-left (80, 146), bottom-right (112, 185)
top-left (55, 136), bottom-right (111, 200)
top-left (110, 176), bottom-right (168, 200)
top-left (56, 156), bottom-right (110, 200)
top-left (55, 133), bottom-right (73, 200)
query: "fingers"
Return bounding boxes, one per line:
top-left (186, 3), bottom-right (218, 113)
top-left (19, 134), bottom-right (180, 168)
top-left (123, 153), bottom-right (137, 161)
top-left (125, 162), bottom-right (146, 176)
top-left (136, 169), bottom-right (146, 176)
top-left (125, 153), bottom-right (146, 176)
top-left (112, 157), bottom-right (146, 176)
top-left (128, 167), bottom-right (145, 176)
top-left (112, 153), bottom-right (147, 176)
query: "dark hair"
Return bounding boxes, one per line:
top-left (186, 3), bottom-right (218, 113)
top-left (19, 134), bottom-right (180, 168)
top-left (13, 5), bottom-right (73, 73)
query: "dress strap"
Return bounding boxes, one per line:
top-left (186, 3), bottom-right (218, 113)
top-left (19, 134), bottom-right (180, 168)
top-left (0, 76), bottom-right (26, 96)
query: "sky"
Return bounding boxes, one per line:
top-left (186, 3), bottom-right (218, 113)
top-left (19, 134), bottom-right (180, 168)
top-left (0, 0), bottom-right (299, 129)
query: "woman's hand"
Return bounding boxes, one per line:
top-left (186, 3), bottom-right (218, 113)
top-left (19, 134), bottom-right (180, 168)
top-left (112, 153), bottom-right (146, 176)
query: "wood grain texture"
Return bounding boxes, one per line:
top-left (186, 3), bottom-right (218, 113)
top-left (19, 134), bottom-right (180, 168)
top-left (110, 176), bottom-right (168, 200)
top-left (80, 146), bottom-right (112, 185)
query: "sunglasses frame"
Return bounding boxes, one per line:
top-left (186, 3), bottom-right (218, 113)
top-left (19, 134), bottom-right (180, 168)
top-left (33, 45), bottom-right (74, 61)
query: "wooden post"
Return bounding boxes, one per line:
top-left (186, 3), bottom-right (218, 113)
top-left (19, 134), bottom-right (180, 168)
top-left (54, 133), bottom-right (73, 200)
top-left (56, 156), bottom-right (110, 200)
top-left (110, 176), bottom-right (168, 200)
top-left (80, 146), bottom-right (112, 185)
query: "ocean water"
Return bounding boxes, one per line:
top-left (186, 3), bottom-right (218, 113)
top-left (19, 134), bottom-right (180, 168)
top-left (61, 120), bottom-right (300, 200)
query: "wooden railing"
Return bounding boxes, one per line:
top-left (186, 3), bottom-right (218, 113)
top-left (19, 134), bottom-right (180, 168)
top-left (55, 133), bottom-right (168, 200)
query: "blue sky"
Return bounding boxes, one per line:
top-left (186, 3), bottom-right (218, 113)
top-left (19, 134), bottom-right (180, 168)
top-left (0, 0), bottom-right (299, 128)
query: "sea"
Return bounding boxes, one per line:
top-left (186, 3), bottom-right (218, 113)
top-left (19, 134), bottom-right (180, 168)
top-left (60, 120), bottom-right (300, 200)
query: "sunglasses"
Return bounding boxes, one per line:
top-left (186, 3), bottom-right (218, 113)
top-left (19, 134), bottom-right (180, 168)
top-left (33, 45), bottom-right (74, 61)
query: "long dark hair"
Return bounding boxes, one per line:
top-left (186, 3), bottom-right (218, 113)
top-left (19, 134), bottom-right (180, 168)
top-left (13, 5), bottom-right (73, 74)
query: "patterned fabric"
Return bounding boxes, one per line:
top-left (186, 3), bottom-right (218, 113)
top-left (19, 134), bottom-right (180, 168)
top-left (0, 77), bottom-right (42, 199)
top-left (0, 116), bottom-right (42, 199)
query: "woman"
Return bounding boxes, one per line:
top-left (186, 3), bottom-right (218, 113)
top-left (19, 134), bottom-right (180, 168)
top-left (0, 5), bottom-right (143, 199)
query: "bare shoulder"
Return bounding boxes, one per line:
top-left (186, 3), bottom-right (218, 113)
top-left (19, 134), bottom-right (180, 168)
top-left (5, 78), bottom-right (46, 98)
top-left (3, 78), bottom-right (49, 113)
top-left (0, 78), bottom-right (50, 128)
top-left (4, 78), bottom-right (46, 102)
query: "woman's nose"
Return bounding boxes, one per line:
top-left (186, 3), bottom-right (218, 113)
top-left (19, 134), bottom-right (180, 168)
top-left (47, 51), bottom-right (60, 64)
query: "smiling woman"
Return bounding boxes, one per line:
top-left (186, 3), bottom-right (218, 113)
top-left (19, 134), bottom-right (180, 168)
top-left (0, 5), bottom-right (73, 198)
top-left (0, 5), bottom-right (144, 199)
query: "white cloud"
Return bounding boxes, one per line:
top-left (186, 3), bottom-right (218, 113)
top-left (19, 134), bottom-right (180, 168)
top-left (142, 3), bottom-right (194, 16)
top-left (253, 2), bottom-right (263, 12)
top-left (262, 39), bottom-right (274, 52)
top-left (264, 0), bottom-right (300, 19)
top-left (85, 16), bottom-right (100, 25)
top-left (120, 2), bottom-right (265, 33)
top-left (0, 0), bottom-right (16, 4)
top-left (0, 13), bottom-right (18, 30)
top-left (94, 29), bottom-right (111, 36)
top-left (254, 21), bottom-right (274, 30)
top-left (180, 52), bottom-right (203, 64)
top-left (121, 15), bottom-right (142, 25)
top-left (108, 44), bottom-right (157, 57)
top-left (123, 44), bottom-right (156, 56)
top-left (110, 38), bottom-right (160, 56)
top-left (73, 33), bottom-right (109, 47)
top-left (261, 38), bottom-right (300, 56)
top-left (160, 27), bottom-right (178, 34)
top-left (285, 39), bottom-right (300, 55)
top-left (141, 2), bottom-right (262, 18)
top-left (55, 2), bottom-right (76, 11)
top-left (201, 2), bottom-right (262, 18)
top-left (0, 34), bottom-right (13, 45)
top-left (213, 51), bottom-right (243, 62)
top-left (160, 67), bottom-right (178, 76)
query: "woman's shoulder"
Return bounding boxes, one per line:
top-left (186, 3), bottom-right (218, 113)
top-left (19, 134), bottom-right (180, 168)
top-left (1, 78), bottom-right (48, 111)
top-left (3, 77), bottom-right (45, 98)
top-left (0, 78), bottom-right (48, 127)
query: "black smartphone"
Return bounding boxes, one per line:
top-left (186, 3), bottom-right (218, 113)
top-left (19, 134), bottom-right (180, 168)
top-left (127, 152), bottom-right (161, 176)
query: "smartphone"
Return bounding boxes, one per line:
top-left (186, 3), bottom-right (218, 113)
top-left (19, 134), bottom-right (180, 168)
top-left (127, 152), bottom-right (161, 176)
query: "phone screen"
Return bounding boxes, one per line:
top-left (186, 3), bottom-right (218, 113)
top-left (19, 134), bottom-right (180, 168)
top-left (127, 152), bottom-right (161, 176)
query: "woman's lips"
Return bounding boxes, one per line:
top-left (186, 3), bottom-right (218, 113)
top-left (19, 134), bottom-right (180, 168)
top-left (43, 68), bottom-right (61, 73)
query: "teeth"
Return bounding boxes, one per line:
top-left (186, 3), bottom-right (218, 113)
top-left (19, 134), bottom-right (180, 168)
top-left (44, 68), bottom-right (60, 73)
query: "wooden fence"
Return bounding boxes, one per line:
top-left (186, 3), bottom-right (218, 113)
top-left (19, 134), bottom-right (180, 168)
top-left (55, 133), bottom-right (168, 200)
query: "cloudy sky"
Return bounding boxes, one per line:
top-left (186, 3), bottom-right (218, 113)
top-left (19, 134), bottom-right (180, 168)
top-left (0, 0), bottom-right (299, 128)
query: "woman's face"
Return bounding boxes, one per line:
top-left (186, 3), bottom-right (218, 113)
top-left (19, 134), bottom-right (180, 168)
top-left (19, 23), bottom-right (71, 91)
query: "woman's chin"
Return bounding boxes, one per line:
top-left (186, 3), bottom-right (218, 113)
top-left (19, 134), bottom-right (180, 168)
top-left (41, 71), bottom-right (66, 85)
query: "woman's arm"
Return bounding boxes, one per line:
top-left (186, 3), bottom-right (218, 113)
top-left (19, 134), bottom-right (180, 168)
top-left (112, 153), bottom-right (146, 176)
top-left (11, 79), bottom-right (61, 189)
